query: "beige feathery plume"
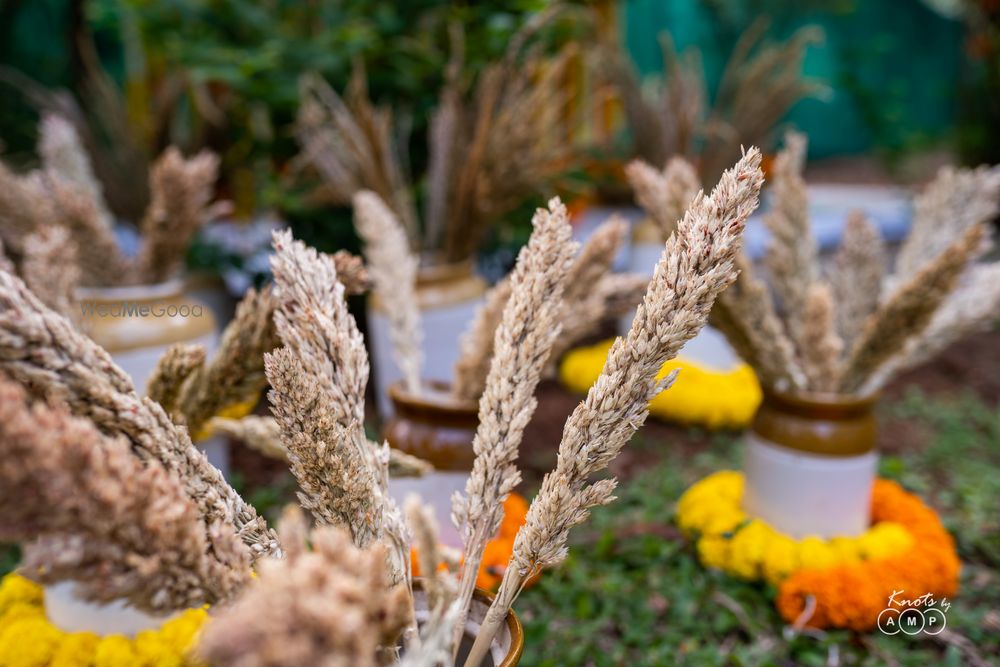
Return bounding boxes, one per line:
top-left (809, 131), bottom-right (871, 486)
top-left (210, 414), bottom-right (433, 478)
top-left (859, 262), bottom-right (1000, 394)
top-left (132, 148), bottom-right (219, 284)
top-left (38, 113), bottom-right (113, 228)
top-left (354, 190), bottom-right (424, 394)
top-left (840, 224), bottom-right (987, 393)
top-left (265, 230), bottom-right (410, 590)
top-left (0, 162), bottom-right (59, 257)
top-left (452, 280), bottom-right (513, 401)
top-left (829, 211), bottom-right (885, 346)
top-left (331, 249), bottom-right (372, 294)
top-left (624, 156), bottom-right (700, 239)
top-left (451, 198), bottom-right (578, 644)
top-left (146, 343), bottom-right (207, 414)
top-left (46, 176), bottom-right (129, 287)
top-left (0, 378), bottom-right (251, 612)
top-left (454, 216), bottom-right (629, 397)
top-left (20, 226), bottom-right (80, 321)
top-left (713, 256), bottom-right (806, 391)
top-left (763, 131), bottom-right (816, 338)
top-left (894, 165), bottom-right (1000, 284)
top-left (463, 149), bottom-right (764, 667)
top-left (0, 270), bottom-right (280, 560)
top-left (198, 522), bottom-right (411, 667)
top-left (405, 496), bottom-right (454, 613)
top-left (799, 283), bottom-right (843, 392)
top-left (173, 286), bottom-right (279, 438)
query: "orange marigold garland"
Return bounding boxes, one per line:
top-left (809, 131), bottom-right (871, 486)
top-left (678, 472), bottom-right (960, 631)
top-left (776, 479), bottom-right (960, 630)
top-left (411, 493), bottom-right (532, 590)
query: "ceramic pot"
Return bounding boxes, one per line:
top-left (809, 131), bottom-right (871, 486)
top-left (368, 260), bottom-right (487, 416)
top-left (383, 380), bottom-right (477, 549)
top-left (411, 581), bottom-right (523, 667)
top-left (77, 279), bottom-right (229, 474)
top-left (742, 389), bottom-right (879, 539)
top-left (43, 582), bottom-right (177, 636)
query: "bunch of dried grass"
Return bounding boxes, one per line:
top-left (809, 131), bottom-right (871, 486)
top-left (685, 134), bottom-right (1000, 396)
top-left (295, 15), bottom-right (572, 265)
top-left (0, 377), bottom-right (251, 612)
top-left (0, 117), bottom-right (222, 287)
top-left (606, 20), bottom-right (823, 184)
top-left (463, 148), bottom-right (764, 666)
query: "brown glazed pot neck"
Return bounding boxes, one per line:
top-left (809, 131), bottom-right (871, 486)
top-left (751, 388), bottom-right (880, 457)
top-left (384, 381), bottom-right (479, 471)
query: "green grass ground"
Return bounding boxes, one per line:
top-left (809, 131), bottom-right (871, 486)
top-left (515, 389), bottom-right (1000, 667)
top-left (2, 389), bottom-right (996, 666)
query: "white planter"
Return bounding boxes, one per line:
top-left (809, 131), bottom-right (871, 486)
top-left (742, 434), bottom-right (878, 538)
top-left (44, 582), bottom-right (176, 637)
top-left (742, 390), bottom-right (880, 539)
top-left (368, 262), bottom-right (486, 417)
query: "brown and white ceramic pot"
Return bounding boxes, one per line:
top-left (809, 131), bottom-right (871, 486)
top-left (383, 380), bottom-right (478, 549)
top-left (742, 388), bottom-right (879, 539)
top-left (368, 260), bottom-right (487, 416)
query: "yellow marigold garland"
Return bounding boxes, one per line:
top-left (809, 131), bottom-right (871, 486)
top-left (0, 574), bottom-right (207, 667)
top-left (559, 339), bottom-right (761, 430)
top-left (677, 471), bottom-right (960, 630)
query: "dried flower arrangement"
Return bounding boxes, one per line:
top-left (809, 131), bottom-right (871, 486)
top-left (0, 148), bottom-right (762, 664)
top-left (0, 114), bottom-right (222, 290)
top-left (604, 20), bottom-right (824, 184)
top-left (694, 132), bottom-right (1000, 396)
top-left (295, 13), bottom-right (573, 266)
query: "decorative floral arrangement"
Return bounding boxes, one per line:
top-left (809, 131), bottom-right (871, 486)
top-left (0, 574), bottom-right (207, 667)
top-left (0, 146), bottom-right (764, 664)
top-left (0, 115), bottom-right (223, 300)
top-left (558, 340), bottom-right (761, 429)
top-left (677, 472), bottom-right (960, 630)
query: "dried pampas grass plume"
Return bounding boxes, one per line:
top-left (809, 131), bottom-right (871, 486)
top-left (199, 519), bottom-right (410, 667)
top-left (0, 377), bottom-right (251, 612)
top-left (20, 225), bottom-right (80, 321)
top-left (799, 283), bottom-right (843, 392)
top-left (38, 113), bottom-right (113, 228)
top-left (0, 270), bottom-right (280, 560)
top-left (463, 148), bottom-right (764, 667)
top-left (451, 197), bottom-right (578, 646)
top-left (830, 211), bottom-right (885, 346)
top-left (354, 190), bottom-right (424, 395)
top-left (625, 156), bottom-right (700, 239)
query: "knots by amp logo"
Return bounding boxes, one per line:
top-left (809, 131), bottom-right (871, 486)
top-left (877, 590), bottom-right (950, 636)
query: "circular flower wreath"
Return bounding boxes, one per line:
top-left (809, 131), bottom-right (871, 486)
top-left (677, 471), bottom-right (961, 630)
top-left (560, 339), bottom-right (761, 430)
top-left (0, 574), bottom-right (206, 667)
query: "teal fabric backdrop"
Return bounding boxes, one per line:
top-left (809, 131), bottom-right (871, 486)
top-left (621, 0), bottom-right (965, 158)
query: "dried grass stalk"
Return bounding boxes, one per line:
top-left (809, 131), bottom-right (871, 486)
top-left (331, 249), bottom-right (372, 294)
top-left (38, 113), bottom-right (113, 228)
top-left (354, 190), bottom-right (424, 394)
top-left (296, 68), bottom-right (420, 246)
top-left (840, 224), bottom-right (987, 392)
top-left (210, 415), bottom-right (433, 478)
top-left (859, 262), bottom-right (1000, 393)
top-left (0, 162), bottom-right (57, 256)
top-left (199, 519), bottom-right (410, 667)
top-left (146, 343), bottom-right (207, 415)
top-left (0, 270), bottom-right (280, 560)
top-left (830, 211), bottom-right (885, 345)
top-left (624, 156), bottom-right (700, 239)
top-left (173, 286), bottom-right (279, 438)
top-left (451, 198), bottom-right (578, 646)
top-left (20, 226), bottom-right (80, 321)
top-left (0, 377), bottom-right (251, 612)
top-left (763, 131), bottom-right (816, 342)
top-left (132, 148), bottom-right (219, 283)
top-left (405, 496), bottom-right (455, 613)
top-left (452, 279), bottom-right (513, 401)
top-left (46, 176), bottom-right (129, 286)
top-left (799, 283), bottom-right (843, 392)
top-left (265, 230), bottom-right (410, 588)
top-left (463, 149), bottom-right (764, 667)
top-left (893, 165), bottom-right (1000, 283)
